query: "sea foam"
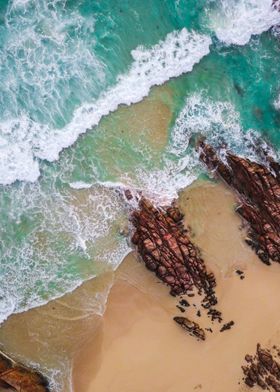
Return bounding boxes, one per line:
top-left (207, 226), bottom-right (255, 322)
top-left (208, 0), bottom-right (280, 46)
top-left (0, 28), bottom-right (211, 185)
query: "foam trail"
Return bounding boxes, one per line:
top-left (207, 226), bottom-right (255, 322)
top-left (208, 0), bottom-right (280, 45)
top-left (0, 28), bottom-right (211, 185)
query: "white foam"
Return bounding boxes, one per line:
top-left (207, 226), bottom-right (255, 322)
top-left (208, 0), bottom-right (280, 46)
top-left (274, 94), bottom-right (280, 110)
top-left (0, 28), bottom-right (211, 184)
top-left (0, 182), bottom-right (130, 324)
top-left (10, 0), bottom-right (31, 8)
top-left (69, 181), bottom-right (93, 190)
top-left (168, 93), bottom-right (272, 175)
top-left (0, 292), bottom-right (16, 324)
top-left (169, 93), bottom-right (243, 155)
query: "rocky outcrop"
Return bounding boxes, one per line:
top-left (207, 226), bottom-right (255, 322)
top-left (130, 198), bottom-right (217, 304)
top-left (0, 352), bottom-right (49, 391)
top-left (199, 141), bottom-right (280, 265)
top-left (242, 344), bottom-right (280, 391)
top-left (173, 316), bottom-right (205, 341)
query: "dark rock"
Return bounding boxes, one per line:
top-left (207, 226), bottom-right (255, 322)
top-left (179, 299), bottom-right (190, 307)
top-left (173, 316), bottom-right (205, 341)
top-left (199, 140), bottom-right (280, 265)
top-left (124, 189), bottom-right (133, 200)
top-left (176, 305), bottom-right (186, 313)
top-left (207, 308), bottom-right (222, 323)
top-left (220, 321), bottom-right (235, 332)
top-left (242, 344), bottom-right (280, 391)
top-left (130, 198), bottom-right (218, 310)
top-left (0, 352), bottom-right (49, 392)
top-left (273, 0), bottom-right (280, 12)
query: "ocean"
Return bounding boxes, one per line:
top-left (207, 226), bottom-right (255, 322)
top-left (0, 0), bottom-right (279, 389)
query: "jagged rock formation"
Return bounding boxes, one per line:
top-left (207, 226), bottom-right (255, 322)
top-left (199, 141), bottom-right (280, 265)
top-left (173, 316), bottom-right (205, 341)
top-left (242, 344), bottom-right (280, 391)
top-left (130, 198), bottom-right (217, 303)
top-left (0, 352), bottom-right (49, 391)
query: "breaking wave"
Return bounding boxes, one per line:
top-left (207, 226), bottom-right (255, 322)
top-left (208, 0), bottom-right (280, 45)
top-left (0, 24), bottom-right (211, 185)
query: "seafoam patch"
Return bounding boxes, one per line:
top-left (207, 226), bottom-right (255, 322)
top-left (208, 0), bottom-right (280, 46)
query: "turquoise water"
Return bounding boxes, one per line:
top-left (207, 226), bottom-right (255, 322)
top-left (0, 0), bottom-right (279, 387)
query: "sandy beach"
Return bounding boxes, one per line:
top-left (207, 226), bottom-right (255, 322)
top-left (0, 179), bottom-right (279, 391)
top-left (72, 180), bottom-right (280, 392)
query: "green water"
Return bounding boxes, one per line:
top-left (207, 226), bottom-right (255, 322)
top-left (0, 0), bottom-right (279, 387)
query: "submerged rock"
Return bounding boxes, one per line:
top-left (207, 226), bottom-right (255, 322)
top-left (0, 351), bottom-right (49, 392)
top-left (199, 141), bottom-right (280, 265)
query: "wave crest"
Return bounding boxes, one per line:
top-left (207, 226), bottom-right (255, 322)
top-left (208, 0), bottom-right (280, 45)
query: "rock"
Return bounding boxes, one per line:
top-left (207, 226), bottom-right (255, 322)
top-left (220, 320), bottom-right (235, 332)
top-left (242, 344), bottom-right (280, 391)
top-left (124, 189), bottom-right (133, 200)
top-left (0, 352), bottom-right (49, 392)
top-left (130, 198), bottom-right (217, 303)
top-left (179, 299), bottom-right (190, 307)
top-left (199, 141), bottom-right (280, 265)
top-left (173, 316), bottom-right (205, 341)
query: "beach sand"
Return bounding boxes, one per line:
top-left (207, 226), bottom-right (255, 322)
top-left (72, 180), bottom-right (280, 392)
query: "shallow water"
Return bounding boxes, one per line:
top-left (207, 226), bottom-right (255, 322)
top-left (0, 0), bottom-right (279, 389)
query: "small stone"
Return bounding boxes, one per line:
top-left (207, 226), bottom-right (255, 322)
top-left (176, 305), bottom-right (185, 313)
top-left (220, 321), bottom-right (234, 332)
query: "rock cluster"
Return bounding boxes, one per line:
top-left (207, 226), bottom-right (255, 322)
top-left (130, 198), bottom-right (222, 340)
top-left (0, 352), bottom-right (49, 392)
top-left (242, 344), bottom-right (280, 391)
top-left (199, 141), bottom-right (280, 265)
top-left (131, 198), bottom-right (217, 302)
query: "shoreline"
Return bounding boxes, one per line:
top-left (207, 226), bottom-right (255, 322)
top-left (72, 179), bottom-right (280, 392)
top-left (0, 178), bottom-right (279, 391)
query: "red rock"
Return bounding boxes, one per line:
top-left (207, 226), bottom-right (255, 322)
top-left (130, 197), bottom-right (217, 304)
top-left (0, 353), bottom-right (49, 392)
top-left (199, 141), bottom-right (280, 265)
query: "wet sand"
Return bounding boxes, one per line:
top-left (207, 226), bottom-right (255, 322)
top-left (73, 180), bottom-right (280, 392)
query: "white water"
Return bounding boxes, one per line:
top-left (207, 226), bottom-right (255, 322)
top-left (208, 0), bottom-right (280, 45)
top-left (168, 93), bottom-right (278, 173)
top-left (0, 28), bottom-right (211, 185)
top-left (0, 182), bottom-right (130, 324)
